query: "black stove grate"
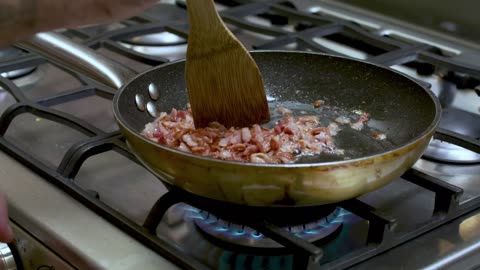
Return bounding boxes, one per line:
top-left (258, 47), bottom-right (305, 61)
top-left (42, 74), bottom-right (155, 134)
top-left (1, 1), bottom-right (480, 269)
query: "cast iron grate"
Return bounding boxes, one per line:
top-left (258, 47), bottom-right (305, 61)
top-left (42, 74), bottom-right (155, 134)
top-left (0, 0), bottom-right (480, 269)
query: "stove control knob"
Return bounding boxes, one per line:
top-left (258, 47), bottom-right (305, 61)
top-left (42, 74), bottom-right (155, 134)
top-left (0, 243), bottom-right (17, 270)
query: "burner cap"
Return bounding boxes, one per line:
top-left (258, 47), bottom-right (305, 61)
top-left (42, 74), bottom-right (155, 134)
top-left (192, 207), bottom-right (344, 249)
top-left (0, 48), bottom-right (37, 79)
top-left (423, 108), bottom-right (480, 164)
top-left (1, 67), bottom-right (36, 79)
top-left (0, 47), bottom-right (23, 60)
top-left (123, 32), bottom-right (186, 47)
top-left (423, 139), bottom-right (480, 164)
top-left (122, 4), bottom-right (187, 46)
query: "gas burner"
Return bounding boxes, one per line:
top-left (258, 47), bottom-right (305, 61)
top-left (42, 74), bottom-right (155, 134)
top-left (0, 47), bottom-right (22, 60)
top-left (424, 140), bottom-right (480, 164)
top-left (122, 3), bottom-right (187, 46)
top-left (124, 32), bottom-right (186, 46)
top-left (424, 108), bottom-right (480, 164)
top-left (189, 207), bottom-right (344, 249)
top-left (0, 48), bottom-right (36, 79)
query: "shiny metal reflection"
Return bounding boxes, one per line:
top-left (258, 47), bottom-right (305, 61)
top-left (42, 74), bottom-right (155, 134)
top-left (147, 101), bottom-right (159, 118)
top-left (148, 83), bottom-right (160, 101)
top-left (459, 213), bottom-right (480, 241)
top-left (125, 32), bottom-right (186, 46)
top-left (0, 243), bottom-right (17, 270)
top-left (424, 139), bottom-right (480, 164)
top-left (1, 66), bottom-right (36, 79)
top-left (135, 94), bottom-right (146, 111)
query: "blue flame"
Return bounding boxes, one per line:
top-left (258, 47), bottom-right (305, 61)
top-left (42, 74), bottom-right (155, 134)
top-left (337, 208), bottom-right (352, 217)
top-left (215, 226), bottom-right (229, 232)
top-left (185, 213), bottom-right (205, 220)
top-left (186, 205), bottom-right (349, 241)
top-left (182, 206), bottom-right (200, 213)
top-left (251, 232), bottom-right (263, 238)
top-left (233, 230), bottom-right (246, 236)
top-left (290, 207), bottom-right (349, 238)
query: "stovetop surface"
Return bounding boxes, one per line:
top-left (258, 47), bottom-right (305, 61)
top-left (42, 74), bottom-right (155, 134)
top-left (332, 0), bottom-right (480, 45)
top-left (1, 1), bottom-right (480, 269)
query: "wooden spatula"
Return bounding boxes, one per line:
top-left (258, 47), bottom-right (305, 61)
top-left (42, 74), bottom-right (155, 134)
top-left (185, 0), bottom-right (270, 128)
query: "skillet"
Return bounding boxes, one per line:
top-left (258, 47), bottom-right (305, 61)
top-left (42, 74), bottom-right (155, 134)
top-left (17, 32), bottom-right (441, 206)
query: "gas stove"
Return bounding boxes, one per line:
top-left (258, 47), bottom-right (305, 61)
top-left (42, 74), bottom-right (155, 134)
top-left (1, 0), bottom-right (480, 269)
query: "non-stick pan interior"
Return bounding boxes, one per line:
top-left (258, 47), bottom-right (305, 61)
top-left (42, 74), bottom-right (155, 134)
top-left (115, 51), bottom-right (439, 163)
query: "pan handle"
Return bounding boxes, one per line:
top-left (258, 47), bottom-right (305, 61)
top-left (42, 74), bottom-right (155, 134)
top-left (15, 32), bottom-right (137, 90)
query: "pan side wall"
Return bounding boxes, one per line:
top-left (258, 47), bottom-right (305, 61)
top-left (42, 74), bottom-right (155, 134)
top-left (124, 126), bottom-right (433, 206)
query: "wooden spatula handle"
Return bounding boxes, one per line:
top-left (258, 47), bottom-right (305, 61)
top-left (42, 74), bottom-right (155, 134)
top-left (185, 0), bottom-right (270, 128)
top-left (186, 0), bottom-right (237, 47)
top-left (186, 0), bottom-right (222, 27)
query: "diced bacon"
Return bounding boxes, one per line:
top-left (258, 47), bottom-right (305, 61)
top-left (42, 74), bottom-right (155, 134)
top-left (311, 127), bottom-right (330, 136)
top-left (162, 121), bottom-right (177, 128)
top-left (230, 144), bottom-right (247, 152)
top-left (178, 142), bottom-right (191, 153)
top-left (277, 139), bottom-right (293, 153)
top-left (182, 134), bottom-right (198, 147)
top-left (218, 138), bottom-right (229, 147)
top-left (157, 112), bottom-right (168, 120)
top-left (276, 152), bottom-right (294, 163)
top-left (274, 125), bottom-right (282, 134)
top-left (315, 131), bottom-right (331, 144)
top-left (143, 123), bottom-right (155, 134)
top-left (276, 106), bottom-right (292, 116)
top-left (373, 132), bottom-right (387, 140)
top-left (191, 146), bottom-right (208, 153)
top-left (241, 127), bottom-right (252, 143)
top-left (252, 124), bottom-right (263, 137)
top-left (229, 130), bottom-right (242, 145)
top-left (358, 112), bottom-right (370, 123)
top-left (173, 128), bottom-right (190, 140)
top-left (255, 139), bottom-right (271, 153)
top-left (313, 100), bottom-right (324, 108)
top-left (170, 108), bottom-right (178, 120)
top-left (177, 110), bottom-right (186, 119)
top-left (152, 130), bottom-right (163, 139)
top-left (141, 103), bottom-right (350, 164)
top-left (270, 135), bottom-right (280, 151)
top-left (297, 116), bottom-right (319, 125)
top-left (201, 136), bottom-right (213, 144)
top-left (243, 145), bottom-right (258, 156)
top-left (350, 121), bottom-right (364, 131)
top-left (328, 122), bottom-right (340, 136)
top-left (220, 150), bottom-right (233, 159)
top-left (152, 131), bottom-right (166, 144)
top-left (250, 153), bottom-right (271, 163)
top-left (283, 118), bottom-right (300, 136)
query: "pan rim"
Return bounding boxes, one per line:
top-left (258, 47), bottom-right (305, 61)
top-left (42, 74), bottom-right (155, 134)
top-left (113, 50), bottom-right (442, 168)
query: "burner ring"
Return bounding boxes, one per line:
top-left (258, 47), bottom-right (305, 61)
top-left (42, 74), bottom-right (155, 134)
top-left (1, 66), bottom-right (36, 79)
top-left (423, 108), bottom-right (480, 164)
top-left (193, 207), bottom-right (344, 249)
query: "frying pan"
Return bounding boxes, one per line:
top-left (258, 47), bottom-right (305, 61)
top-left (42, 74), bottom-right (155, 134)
top-left (17, 32), bottom-right (441, 207)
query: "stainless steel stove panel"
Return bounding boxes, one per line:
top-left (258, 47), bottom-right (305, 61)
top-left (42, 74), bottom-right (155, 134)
top-left (0, 151), bottom-right (179, 270)
top-left (12, 222), bottom-right (75, 270)
top-left (354, 210), bottom-right (480, 270)
top-left (0, 0), bottom-right (480, 269)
